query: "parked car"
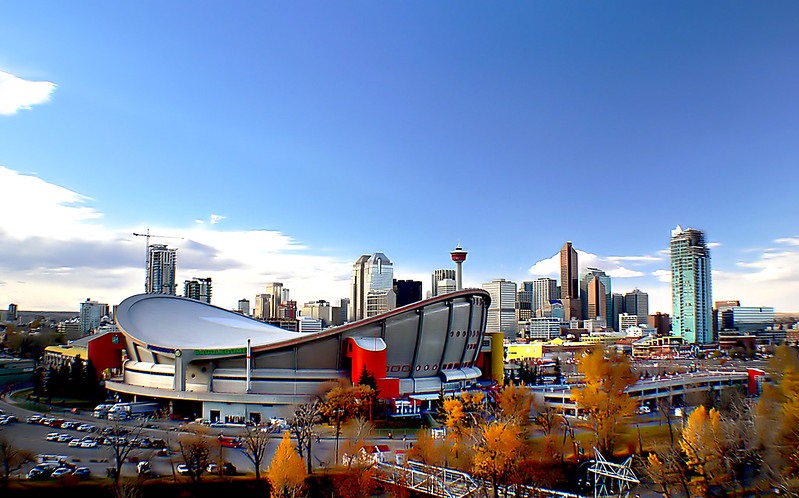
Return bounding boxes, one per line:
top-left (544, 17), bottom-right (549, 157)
top-left (68, 439), bottom-right (82, 447)
top-left (27, 415), bottom-right (43, 424)
top-left (176, 464), bottom-right (190, 475)
top-left (77, 423), bottom-right (96, 432)
top-left (57, 434), bottom-right (73, 443)
top-left (51, 467), bottom-right (73, 478)
top-left (80, 440), bottom-right (97, 448)
top-left (27, 465), bottom-right (54, 480)
top-left (73, 467), bottom-right (91, 479)
top-left (45, 432), bottom-right (60, 441)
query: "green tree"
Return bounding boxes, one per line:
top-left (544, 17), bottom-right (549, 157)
top-left (69, 355), bottom-right (84, 397)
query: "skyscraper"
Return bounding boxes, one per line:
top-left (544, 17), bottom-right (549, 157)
top-left (560, 242), bottom-right (581, 321)
top-left (184, 277), bottom-right (212, 303)
top-left (586, 277), bottom-right (608, 322)
top-left (432, 269), bottom-right (456, 297)
top-left (482, 278), bottom-right (518, 340)
top-left (580, 268), bottom-right (612, 322)
top-left (146, 244), bottom-right (177, 295)
top-left (671, 226), bottom-right (713, 344)
top-left (350, 253), bottom-right (394, 321)
top-left (532, 278), bottom-right (558, 317)
top-left (393, 279), bottom-right (422, 307)
top-left (265, 282), bottom-right (284, 320)
top-left (624, 289), bottom-right (649, 326)
top-left (517, 281), bottom-right (534, 322)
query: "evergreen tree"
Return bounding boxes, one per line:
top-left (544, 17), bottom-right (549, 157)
top-left (554, 358), bottom-right (563, 385)
top-left (32, 367), bottom-right (45, 400)
top-left (45, 366), bottom-right (60, 400)
top-left (58, 363), bottom-right (70, 398)
top-left (69, 355), bottom-right (84, 397)
top-left (84, 359), bottom-right (103, 400)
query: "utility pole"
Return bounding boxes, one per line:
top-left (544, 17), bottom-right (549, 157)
top-left (133, 229), bottom-right (184, 292)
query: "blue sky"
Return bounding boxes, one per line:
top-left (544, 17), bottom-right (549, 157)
top-left (1, 2), bottom-right (798, 313)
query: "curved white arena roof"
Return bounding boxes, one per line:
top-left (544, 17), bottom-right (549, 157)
top-left (116, 294), bottom-right (303, 350)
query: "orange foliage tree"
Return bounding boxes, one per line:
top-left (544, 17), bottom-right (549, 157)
top-left (571, 346), bottom-right (636, 456)
top-left (471, 420), bottom-right (524, 498)
top-left (268, 432), bottom-right (307, 498)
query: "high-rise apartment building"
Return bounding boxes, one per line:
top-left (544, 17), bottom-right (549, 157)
top-left (517, 281), bottom-right (534, 322)
top-left (560, 242), bottom-right (581, 321)
top-left (580, 268), bottom-right (611, 322)
top-left (146, 244), bottom-right (177, 295)
top-left (79, 298), bottom-right (109, 334)
top-left (671, 226), bottom-right (713, 344)
top-left (350, 253), bottom-right (394, 321)
top-left (432, 269), bottom-right (456, 297)
top-left (532, 278), bottom-right (558, 317)
top-left (624, 289), bottom-right (649, 326)
top-left (483, 278), bottom-right (518, 339)
top-left (184, 277), bottom-right (212, 303)
top-left (237, 299), bottom-right (250, 316)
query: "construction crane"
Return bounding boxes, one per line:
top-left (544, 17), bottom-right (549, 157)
top-left (133, 229), bottom-right (184, 293)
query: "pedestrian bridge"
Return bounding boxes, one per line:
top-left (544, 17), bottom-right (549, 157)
top-left (375, 460), bottom-right (584, 498)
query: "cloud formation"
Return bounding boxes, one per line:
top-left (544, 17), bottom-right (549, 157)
top-left (0, 70), bottom-right (56, 115)
top-left (0, 165), bottom-right (352, 310)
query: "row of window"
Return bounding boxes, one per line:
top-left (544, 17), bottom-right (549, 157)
top-left (384, 361), bottom-right (476, 373)
top-left (450, 330), bottom-right (480, 338)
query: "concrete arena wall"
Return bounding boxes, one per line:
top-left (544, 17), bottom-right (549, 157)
top-left (113, 290), bottom-right (490, 403)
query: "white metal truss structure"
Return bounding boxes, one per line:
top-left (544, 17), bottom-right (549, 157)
top-left (587, 449), bottom-right (640, 498)
top-left (375, 460), bottom-right (481, 498)
top-left (375, 460), bottom-right (585, 498)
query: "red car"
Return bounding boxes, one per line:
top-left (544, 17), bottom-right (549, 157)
top-left (217, 436), bottom-right (242, 448)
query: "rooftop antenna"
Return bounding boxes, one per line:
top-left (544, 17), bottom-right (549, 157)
top-left (133, 228), bottom-right (184, 292)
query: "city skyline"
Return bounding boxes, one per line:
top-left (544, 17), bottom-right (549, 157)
top-left (1, 3), bottom-right (798, 312)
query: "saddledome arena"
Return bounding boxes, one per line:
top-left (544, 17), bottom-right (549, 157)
top-left (106, 290), bottom-right (492, 422)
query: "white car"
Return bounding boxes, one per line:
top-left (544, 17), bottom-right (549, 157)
top-left (51, 467), bottom-right (72, 478)
top-left (57, 434), bottom-right (73, 443)
top-left (76, 424), bottom-right (96, 432)
top-left (176, 464), bottom-right (190, 475)
top-left (46, 432), bottom-right (60, 441)
top-left (80, 440), bottom-right (97, 448)
top-left (68, 439), bottom-right (82, 447)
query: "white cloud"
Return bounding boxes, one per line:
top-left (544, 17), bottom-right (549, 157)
top-left (0, 70), bottom-right (56, 115)
top-left (775, 237), bottom-right (799, 246)
top-left (210, 214), bottom-right (226, 225)
top-left (527, 249), bottom-right (652, 279)
top-left (0, 165), bottom-right (352, 310)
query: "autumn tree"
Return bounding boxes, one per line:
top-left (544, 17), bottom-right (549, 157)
top-left (571, 346), bottom-right (637, 456)
top-left (0, 435), bottom-right (34, 487)
top-left (471, 420), bottom-right (524, 498)
top-left (407, 429), bottom-right (447, 467)
top-left (107, 421), bottom-right (148, 488)
top-left (178, 431), bottom-right (212, 483)
top-left (321, 384), bottom-right (375, 466)
top-left (679, 405), bottom-right (725, 495)
top-left (531, 393), bottom-right (562, 438)
top-left (268, 432), bottom-right (307, 498)
top-left (241, 424), bottom-right (273, 484)
top-left (496, 384), bottom-right (533, 427)
top-left (756, 345), bottom-right (799, 492)
top-left (289, 398), bottom-right (322, 474)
